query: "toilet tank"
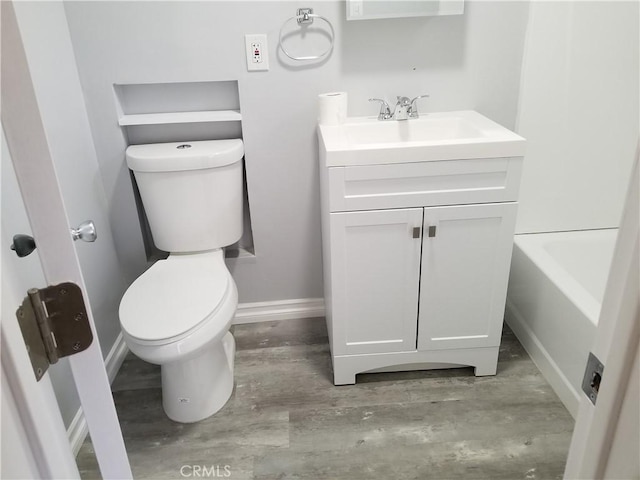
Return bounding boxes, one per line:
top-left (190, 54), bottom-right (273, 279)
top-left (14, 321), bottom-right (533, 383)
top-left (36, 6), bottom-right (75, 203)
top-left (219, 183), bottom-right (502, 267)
top-left (126, 139), bottom-right (244, 252)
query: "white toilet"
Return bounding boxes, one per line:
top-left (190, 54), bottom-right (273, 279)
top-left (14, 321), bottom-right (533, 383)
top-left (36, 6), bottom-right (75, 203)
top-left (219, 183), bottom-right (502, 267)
top-left (119, 139), bottom-right (244, 423)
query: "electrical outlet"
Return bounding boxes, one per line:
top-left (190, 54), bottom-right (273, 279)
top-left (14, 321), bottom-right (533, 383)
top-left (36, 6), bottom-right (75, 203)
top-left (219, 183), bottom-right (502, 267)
top-left (245, 34), bottom-right (269, 72)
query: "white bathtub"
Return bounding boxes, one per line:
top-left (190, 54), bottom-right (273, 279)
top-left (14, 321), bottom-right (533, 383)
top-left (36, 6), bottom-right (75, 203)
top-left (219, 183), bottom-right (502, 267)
top-left (505, 228), bottom-right (617, 418)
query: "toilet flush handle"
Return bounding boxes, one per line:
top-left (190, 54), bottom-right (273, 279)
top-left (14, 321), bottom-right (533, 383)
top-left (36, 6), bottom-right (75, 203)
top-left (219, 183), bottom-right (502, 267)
top-left (71, 220), bottom-right (97, 242)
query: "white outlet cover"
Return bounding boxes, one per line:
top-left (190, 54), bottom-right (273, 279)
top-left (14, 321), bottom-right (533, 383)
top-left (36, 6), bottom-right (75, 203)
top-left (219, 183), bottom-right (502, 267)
top-left (245, 34), bottom-right (269, 72)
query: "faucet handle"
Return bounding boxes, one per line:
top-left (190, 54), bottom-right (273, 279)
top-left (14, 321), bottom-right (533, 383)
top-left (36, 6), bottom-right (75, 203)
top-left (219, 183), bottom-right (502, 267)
top-left (409, 95), bottom-right (429, 118)
top-left (369, 98), bottom-right (392, 120)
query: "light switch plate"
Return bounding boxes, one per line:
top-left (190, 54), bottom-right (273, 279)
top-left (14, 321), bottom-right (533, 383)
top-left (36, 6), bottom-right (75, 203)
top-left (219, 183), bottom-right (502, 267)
top-left (245, 34), bottom-right (269, 72)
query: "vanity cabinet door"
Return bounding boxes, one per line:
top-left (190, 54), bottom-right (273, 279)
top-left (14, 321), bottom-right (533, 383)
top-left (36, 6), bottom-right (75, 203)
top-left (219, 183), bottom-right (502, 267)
top-left (330, 208), bottom-right (423, 355)
top-left (417, 202), bottom-right (518, 351)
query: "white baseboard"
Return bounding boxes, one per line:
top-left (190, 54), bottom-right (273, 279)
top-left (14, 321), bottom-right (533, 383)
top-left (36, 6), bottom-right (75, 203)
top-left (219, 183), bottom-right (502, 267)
top-left (233, 297), bottom-right (325, 324)
top-left (67, 405), bottom-right (89, 458)
top-left (69, 298), bottom-right (324, 456)
top-left (104, 332), bottom-right (129, 384)
top-left (68, 333), bottom-right (129, 457)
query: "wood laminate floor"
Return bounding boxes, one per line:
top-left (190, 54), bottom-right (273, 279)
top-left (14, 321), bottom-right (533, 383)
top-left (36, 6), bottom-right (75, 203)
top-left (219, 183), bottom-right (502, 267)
top-left (77, 318), bottom-right (574, 479)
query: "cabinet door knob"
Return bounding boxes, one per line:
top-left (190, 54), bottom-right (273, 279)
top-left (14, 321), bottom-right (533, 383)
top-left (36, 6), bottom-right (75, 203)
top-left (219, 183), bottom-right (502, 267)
top-left (412, 227), bottom-right (421, 239)
top-left (428, 225), bottom-right (437, 237)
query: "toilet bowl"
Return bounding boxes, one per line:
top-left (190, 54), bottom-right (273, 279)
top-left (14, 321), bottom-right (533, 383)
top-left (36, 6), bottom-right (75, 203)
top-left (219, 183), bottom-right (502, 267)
top-left (119, 250), bottom-right (237, 423)
top-left (121, 139), bottom-right (245, 423)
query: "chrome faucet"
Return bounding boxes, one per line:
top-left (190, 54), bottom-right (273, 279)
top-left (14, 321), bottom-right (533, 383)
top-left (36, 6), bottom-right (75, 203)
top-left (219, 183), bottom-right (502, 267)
top-left (368, 98), bottom-right (392, 120)
top-left (393, 96), bottom-right (412, 120)
top-left (369, 95), bottom-right (429, 121)
top-left (408, 95), bottom-right (429, 119)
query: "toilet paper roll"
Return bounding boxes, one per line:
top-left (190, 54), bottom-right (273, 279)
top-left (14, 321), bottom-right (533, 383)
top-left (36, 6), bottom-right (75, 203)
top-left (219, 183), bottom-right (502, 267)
top-left (318, 92), bottom-right (348, 126)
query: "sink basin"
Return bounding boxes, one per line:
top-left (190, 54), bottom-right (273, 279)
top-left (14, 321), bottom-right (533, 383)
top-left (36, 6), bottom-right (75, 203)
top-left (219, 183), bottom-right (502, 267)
top-left (319, 110), bottom-right (526, 166)
top-left (345, 115), bottom-right (486, 145)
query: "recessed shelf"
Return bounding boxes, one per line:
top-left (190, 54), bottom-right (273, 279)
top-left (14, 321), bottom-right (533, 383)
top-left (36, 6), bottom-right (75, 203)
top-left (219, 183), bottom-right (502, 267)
top-left (115, 81), bottom-right (255, 262)
top-left (118, 110), bottom-right (242, 126)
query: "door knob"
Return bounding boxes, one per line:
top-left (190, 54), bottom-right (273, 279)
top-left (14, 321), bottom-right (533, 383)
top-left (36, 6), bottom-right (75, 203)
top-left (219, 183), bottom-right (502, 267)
top-left (10, 234), bottom-right (37, 257)
top-left (71, 220), bottom-right (97, 242)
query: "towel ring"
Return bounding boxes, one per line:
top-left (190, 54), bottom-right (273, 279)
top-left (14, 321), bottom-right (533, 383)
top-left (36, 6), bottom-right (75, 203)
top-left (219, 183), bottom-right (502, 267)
top-left (278, 8), bottom-right (335, 61)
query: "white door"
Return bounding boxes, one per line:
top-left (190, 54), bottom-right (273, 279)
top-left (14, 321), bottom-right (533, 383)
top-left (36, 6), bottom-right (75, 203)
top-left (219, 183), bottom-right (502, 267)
top-left (330, 208), bottom-right (423, 355)
top-left (1, 2), bottom-right (131, 478)
top-left (418, 202), bottom-right (517, 351)
top-left (1, 132), bottom-right (81, 479)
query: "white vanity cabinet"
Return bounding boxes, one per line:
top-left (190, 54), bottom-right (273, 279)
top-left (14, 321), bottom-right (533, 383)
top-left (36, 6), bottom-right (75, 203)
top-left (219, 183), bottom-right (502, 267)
top-left (318, 112), bottom-right (525, 385)
top-left (330, 207), bottom-right (423, 356)
top-left (416, 202), bottom-right (517, 352)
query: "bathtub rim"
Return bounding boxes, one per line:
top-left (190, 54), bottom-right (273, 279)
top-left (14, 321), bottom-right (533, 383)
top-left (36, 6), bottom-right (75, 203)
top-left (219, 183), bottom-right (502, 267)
top-left (513, 228), bottom-right (617, 326)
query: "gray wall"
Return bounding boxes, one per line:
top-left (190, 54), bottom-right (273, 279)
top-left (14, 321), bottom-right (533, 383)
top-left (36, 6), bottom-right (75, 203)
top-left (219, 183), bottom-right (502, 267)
top-left (64, 1), bottom-right (530, 303)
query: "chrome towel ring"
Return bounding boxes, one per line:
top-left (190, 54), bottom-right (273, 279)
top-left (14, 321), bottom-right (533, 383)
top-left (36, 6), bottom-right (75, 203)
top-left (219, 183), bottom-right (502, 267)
top-left (278, 8), bottom-right (335, 61)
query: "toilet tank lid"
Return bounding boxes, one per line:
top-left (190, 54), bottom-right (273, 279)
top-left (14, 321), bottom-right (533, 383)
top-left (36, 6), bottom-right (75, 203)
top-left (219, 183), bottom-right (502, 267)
top-left (126, 139), bottom-right (244, 173)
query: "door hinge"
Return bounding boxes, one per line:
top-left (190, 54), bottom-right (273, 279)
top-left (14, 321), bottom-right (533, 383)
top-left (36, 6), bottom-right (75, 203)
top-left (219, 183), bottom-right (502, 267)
top-left (581, 352), bottom-right (604, 405)
top-left (15, 282), bottom-right (93, 381)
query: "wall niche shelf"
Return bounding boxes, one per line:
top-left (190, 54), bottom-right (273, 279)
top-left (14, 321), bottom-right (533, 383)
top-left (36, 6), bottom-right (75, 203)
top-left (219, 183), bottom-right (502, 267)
top-left (114, 80), bottom-right (242, 131)
top-left (114, 80), bottom-right (243, 143)
top-left (114, 80), bottom-right (256, 264)
top-left (118, 109), bottom-right (242, 127)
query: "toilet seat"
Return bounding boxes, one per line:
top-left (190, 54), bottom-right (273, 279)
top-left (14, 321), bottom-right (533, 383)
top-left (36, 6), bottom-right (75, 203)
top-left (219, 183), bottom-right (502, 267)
top-left (119, 250), bottom-right (230, 345)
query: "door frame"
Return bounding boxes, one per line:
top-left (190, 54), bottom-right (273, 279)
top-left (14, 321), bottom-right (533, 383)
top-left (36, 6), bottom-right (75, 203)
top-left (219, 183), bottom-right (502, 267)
top-left (1, 2), bottom-right (131, 478)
